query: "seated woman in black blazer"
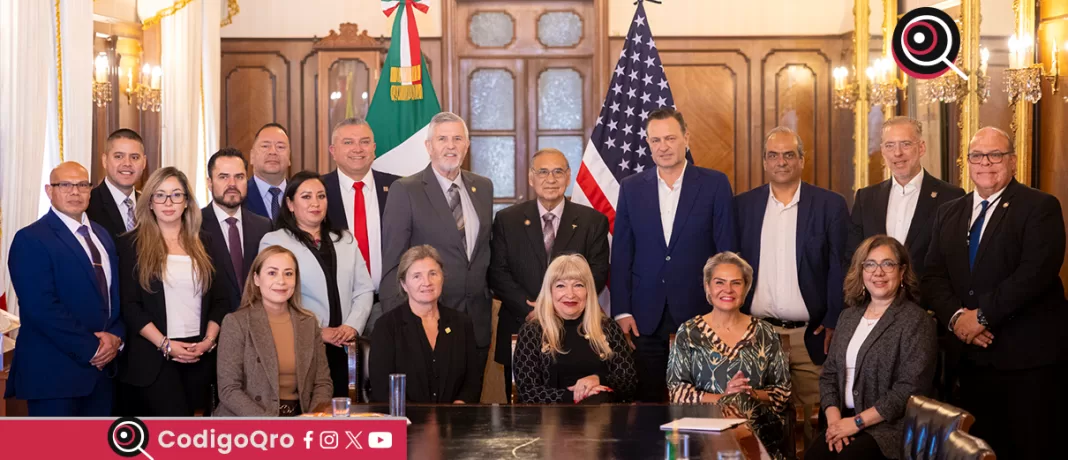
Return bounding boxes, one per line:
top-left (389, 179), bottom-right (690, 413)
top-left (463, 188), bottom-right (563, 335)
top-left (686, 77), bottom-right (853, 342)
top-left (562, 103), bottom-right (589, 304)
top-left (513, 254), bottom-right (636, 404)
top-left (806, 235), bottom-right (938, 460)
top-left (117, 167), bottom-right (227, 416)
top-left (369, 245), bottom-right (481, 403)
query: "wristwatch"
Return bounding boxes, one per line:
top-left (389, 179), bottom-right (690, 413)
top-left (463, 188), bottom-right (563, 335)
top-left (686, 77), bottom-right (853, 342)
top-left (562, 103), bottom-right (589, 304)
top-left (854, 415), bottom-right (865, 429)
top-left (976, 310), bottom-right (989, 328)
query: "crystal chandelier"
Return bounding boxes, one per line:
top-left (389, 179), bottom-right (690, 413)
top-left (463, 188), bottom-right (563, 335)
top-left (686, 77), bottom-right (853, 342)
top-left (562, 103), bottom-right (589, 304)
top-left (122, 64), bottom-right (163, 113)
top-left (1004, 35), bottom-right (1061, 105)
top-left (916, 48), bottom-right (991, 105)
top-left (92, 53), bottom-right (112, 108)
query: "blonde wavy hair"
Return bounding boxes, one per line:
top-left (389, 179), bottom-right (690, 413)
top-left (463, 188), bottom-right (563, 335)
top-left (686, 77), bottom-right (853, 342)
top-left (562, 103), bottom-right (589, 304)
top-left (132, 167), bottom-right (213, 293)
top-left (533, 254), bottom-right (613, 360)
top-left (238, 245), bottom-right (314, 317)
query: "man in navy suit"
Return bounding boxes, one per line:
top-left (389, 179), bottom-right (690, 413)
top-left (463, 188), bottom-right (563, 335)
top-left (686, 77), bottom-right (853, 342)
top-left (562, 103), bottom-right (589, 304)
top-left (200, 147), bottom-right (273, 313)
top-left (322, 118), bottom-right (400, 333)
top-left (734, 127), bottom-right (849, 444)
top-left (612, 108), bottom-right (737, 402)
top-left (245, 123), bottom-right (291, 221)
top-left (6, 162), bottom-right (125, 416)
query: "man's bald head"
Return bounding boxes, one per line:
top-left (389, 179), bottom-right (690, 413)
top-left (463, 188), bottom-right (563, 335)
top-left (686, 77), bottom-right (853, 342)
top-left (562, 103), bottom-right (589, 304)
top-left (49, 161), bottom-right (89, 183)
top-left (46, 161), bottom-right (92, 220)
top-left (970, 127), bottom-right (1012, 152)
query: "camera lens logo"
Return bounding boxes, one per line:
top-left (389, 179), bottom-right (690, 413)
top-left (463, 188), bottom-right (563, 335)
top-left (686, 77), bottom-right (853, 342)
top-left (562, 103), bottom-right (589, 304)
top-left (108, 417), bottom-right (155, 460)
top-left (892, 7), bottom-right (966, 80)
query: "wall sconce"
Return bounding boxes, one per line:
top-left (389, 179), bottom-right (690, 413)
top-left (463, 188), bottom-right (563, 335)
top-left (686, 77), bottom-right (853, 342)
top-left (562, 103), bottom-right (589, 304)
top-left (92, 53), bottom-right (112, 107)
top-left (1004, 34), bottom-right (1059, 104)
top-left (867, 56), bottom-right (904, 108)
top-left (917, 48), bottom-right (990, 105)
top-left (123, 63), bottom-right (162, 112)
top-left (833, 66), bottom-right (859, 110)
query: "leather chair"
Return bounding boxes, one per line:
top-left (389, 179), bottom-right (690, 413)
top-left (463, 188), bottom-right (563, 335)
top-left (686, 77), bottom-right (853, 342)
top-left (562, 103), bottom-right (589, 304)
top-left (903, 395), bottom-right (975, 460)
top-left (356, 336), bottom-right (373, 403)
top-left (943, 431), bottom-right (995, 460)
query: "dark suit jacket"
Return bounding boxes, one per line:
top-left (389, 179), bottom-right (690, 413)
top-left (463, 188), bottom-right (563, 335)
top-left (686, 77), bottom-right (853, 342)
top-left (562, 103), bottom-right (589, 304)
top-left (379, 165), bottom-right (494, 347)
top-left (245, 176), bottom-right (283, 221)
top-left (610, 165), bottom-right (737, 334)
top-left (922, 180), bottom-right (1068, 370)
top-left (322, 169), bottom-right (400, 232)
top-left (369, 303), bottom-right (482, 403)
top-left (735, 182), bottom-right (849, 365)
top-left (848, 171), bottom-right (965, 277)
top-left (116, 232), bottom-right (228, 388)
top-left (4, 210), bottom-right (125, 400)
top-left (488, 199), bottom-right (610, 365)
top-left (87, 181), bottom-right (137, 240)
top-left (200, 204), bottom-right (272, 312)
top-left (820, 300), bottom-right (938, 458)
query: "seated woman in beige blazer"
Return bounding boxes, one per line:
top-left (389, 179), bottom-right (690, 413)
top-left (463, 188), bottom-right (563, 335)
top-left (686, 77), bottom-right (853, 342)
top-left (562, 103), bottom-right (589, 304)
top-left (216, 245), bottom-right (333, 416)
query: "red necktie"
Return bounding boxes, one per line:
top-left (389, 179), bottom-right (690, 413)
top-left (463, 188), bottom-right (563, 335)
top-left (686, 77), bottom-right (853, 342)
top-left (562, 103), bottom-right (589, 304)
top-left (352, 181), bottom-right (371, 274)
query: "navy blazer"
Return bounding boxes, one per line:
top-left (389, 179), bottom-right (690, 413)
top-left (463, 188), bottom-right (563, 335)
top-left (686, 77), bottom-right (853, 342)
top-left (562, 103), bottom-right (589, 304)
top-left (734, 182), bottom-right (849, 365)
top-left (322, 169), bottom-right (399, 232)
top-left (610, 165), bottom-right (737, 334)
top-left (5, 210), bottom-right (125, 400)
top-left (245, 177), bottom-right (285, 221)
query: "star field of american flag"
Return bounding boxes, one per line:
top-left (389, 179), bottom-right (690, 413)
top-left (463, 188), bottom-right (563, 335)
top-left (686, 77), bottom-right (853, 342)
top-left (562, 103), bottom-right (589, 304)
top-left (590, 1), bottom-right (679, 181)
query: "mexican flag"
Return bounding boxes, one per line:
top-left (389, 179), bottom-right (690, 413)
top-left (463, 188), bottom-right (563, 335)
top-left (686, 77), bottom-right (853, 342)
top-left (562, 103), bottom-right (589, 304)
top-left (367, 0), bottom-right (441, 177)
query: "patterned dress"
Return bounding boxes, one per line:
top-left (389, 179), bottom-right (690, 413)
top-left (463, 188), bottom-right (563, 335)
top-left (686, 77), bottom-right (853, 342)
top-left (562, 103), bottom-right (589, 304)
top-left (667, 315), bottom-right (792, 458)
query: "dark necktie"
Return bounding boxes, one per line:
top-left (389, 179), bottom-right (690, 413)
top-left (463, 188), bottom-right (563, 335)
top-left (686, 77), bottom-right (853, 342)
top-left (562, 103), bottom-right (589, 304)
top-left (225, 217), bottom-right (244, 288)
top-left (447, 183), bottom-right (467, 256)
top-left (543, 213), bottom-right (556, 260)
top-left (352, 182), bottom-right (371, 274)
top-left (268, 186), bottom-right (282, 220)
top-left (76, 225), bottom-right (110, 314)
top-left (968, 200), bottom-right (990, 270)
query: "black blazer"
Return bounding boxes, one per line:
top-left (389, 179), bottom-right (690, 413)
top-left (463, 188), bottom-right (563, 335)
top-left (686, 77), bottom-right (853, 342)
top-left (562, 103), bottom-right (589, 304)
top-left (116, 232), bottom-right (229, 387)
top-left (488, 199), bottom-right (610, 365)
top-left (199, 203), bottom-right (272, 312)
top-left (922, 180), bottom-right (1068, 370)
top-left (369, 303), bottom-right (482, 404)
top-left (322, 169), bottom-right (399, 232)
top-left (848, 171), bottom-right (965, 277)
top-left (87, 181), bottom-right (137, 240)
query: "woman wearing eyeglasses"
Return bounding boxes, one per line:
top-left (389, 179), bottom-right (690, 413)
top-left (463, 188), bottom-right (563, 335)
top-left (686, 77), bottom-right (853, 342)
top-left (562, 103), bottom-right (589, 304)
top-left (806, 235), bottom-right (937, 460)
top-left (117, 167), bottom-right (228, 416)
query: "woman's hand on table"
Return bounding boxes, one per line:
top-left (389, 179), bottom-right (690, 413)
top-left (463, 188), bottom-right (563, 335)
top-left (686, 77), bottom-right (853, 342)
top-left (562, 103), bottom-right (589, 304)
top-left (568, 374), bottom-right (601, 402)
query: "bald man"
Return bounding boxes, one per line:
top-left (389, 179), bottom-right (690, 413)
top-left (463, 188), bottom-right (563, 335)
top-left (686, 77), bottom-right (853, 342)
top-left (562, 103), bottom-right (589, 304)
top-left (922, 127), bottom-right (1068, 457)
top-left (5, 162), bottom-right (125, 416)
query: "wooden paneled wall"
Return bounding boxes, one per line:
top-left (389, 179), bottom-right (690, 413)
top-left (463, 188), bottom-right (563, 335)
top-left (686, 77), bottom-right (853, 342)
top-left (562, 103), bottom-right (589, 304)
top-left (1037, 0), bottom-right (1068, 291)
top-left (610, 36), bottom-right (853, 199)
top-left (220, 38), bottom-right (444, 173)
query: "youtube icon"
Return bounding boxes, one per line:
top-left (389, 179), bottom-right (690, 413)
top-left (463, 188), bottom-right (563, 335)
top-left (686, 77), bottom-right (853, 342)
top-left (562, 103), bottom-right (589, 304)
top-left (369, 432), bottom-right (392, 449)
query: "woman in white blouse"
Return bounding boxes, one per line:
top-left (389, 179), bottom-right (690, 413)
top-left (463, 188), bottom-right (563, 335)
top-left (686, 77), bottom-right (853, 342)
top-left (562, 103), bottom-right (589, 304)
top-left (807, 235), bottom-right (937, 460)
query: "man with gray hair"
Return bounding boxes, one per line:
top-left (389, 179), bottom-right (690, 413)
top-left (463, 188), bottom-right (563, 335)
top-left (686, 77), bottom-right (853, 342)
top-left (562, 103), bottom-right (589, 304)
top-left (323, 117), bottom-right (400, 329)
top-left (379, 111), bottom-right (494, 386)
top-left (734, 126), bottom-right (849, 446)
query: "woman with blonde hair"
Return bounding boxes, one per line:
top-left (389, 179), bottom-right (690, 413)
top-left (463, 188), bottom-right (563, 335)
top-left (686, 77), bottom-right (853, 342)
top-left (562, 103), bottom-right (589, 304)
top-left (513, 254), bottom-right (636, 404)
top-left (215, 245), bottom-right (333, 416)
top-left (117, 167), bottom-right (227, 416)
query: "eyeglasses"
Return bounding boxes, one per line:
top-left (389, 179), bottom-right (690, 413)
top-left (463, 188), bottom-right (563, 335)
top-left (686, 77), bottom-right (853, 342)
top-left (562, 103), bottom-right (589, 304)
top-left (532, 168), bottom-right (569, 179)
top-left (50, 182), bottom-right (92, 192)
top-left (881, 141), bottom-right (916, 152)
top-left (862, 260), bottom-right (900, 273)
top-left (967, 151), bottom-right (1013, 164)
top-left (764, 151), bottom-right (799, 161)
top-left (152, 191), bottom-right (187, 204)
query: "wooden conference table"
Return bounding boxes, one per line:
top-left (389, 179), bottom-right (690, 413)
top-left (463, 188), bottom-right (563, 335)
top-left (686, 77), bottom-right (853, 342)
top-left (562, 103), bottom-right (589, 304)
top-left (345, 403), bottom-right (769, 459)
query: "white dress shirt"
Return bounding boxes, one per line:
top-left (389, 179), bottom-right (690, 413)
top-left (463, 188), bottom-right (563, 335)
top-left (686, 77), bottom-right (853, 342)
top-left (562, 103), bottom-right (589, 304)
top-left (432, 168), bottom-right (479, 259)
top-left (537, 199), bottom-right (564, 239)
top-left (212, 202), bottom-right (245, 254)
top-left (53, 207), bottom-right (113, 309)
top-left (162, 255), bottom-right (203, 338)
top-left (970, 186), bottom-right (1006, 243)
top-left (338, 169), bottom-right (383, 289)
top-left (750, 185), bottom-right (810, 322)
top-left (657, 162), bottom-right (686, 245)
top-left (845, 316), bottom-right (880, 409)
top-left (885, 170), bottom-right (924, 244)
top-left (103, 177), bottom-right (136, 231)
top-left (253, 175), bottom-right (287, 220)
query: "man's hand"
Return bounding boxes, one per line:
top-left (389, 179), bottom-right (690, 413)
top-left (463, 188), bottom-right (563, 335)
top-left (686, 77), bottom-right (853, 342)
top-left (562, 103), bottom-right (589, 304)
top-left (90, 332), bottom-right (121, 369)
top-left (336, 325), bottom-right (358, 344)
top-left (814, 326), bottom-right (834, 354)
top-left (954, 309), bottom-right (993, 348)
top-left (615, 316), bottom-right (639, 350)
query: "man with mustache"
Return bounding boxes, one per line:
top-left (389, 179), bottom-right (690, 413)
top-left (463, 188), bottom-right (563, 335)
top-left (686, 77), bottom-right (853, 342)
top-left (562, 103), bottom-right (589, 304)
top-left (380, 112), bottom-right (494, 390)
top-left (88, 129), bottom-right (147, 239)
top-left (200, 147), bottom-right (273, 312)
top-left (733, 126), bottom-right (849, 447)
top-left (6, 162), bottom-right (125, 415)
top-left (322, 118), bottom-right (400, 333)
top-left (246, 123), bottom-right (291, 221)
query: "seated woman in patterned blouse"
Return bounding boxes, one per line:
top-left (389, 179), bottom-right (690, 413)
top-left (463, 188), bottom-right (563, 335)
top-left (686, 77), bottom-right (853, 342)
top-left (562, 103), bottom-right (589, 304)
top-left (667, 251), bottom-right (792, 458)
top-left (513, 254), bottom-right (637, 404)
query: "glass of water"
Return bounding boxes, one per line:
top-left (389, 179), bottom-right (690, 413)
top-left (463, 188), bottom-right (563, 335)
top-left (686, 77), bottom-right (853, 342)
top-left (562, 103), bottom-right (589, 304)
top-left (332, 397), bottom-right (350, 417)
top-left (389, 374), bottom-right (406, 417)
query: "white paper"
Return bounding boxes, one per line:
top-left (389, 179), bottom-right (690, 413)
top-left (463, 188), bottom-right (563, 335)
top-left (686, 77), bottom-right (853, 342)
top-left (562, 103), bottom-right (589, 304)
top-left (660, 417), bottom-right (748, 432)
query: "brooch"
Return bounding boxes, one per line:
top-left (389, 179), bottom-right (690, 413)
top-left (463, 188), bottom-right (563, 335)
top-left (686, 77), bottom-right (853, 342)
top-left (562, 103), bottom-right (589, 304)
top-left (524, 219), bottom-right (531, 226)
top-left (383, 186), bottom-right (389, 192)
top-left (930, 191), bottom-right (938, 198)
top-left (445, 327), bottom-right (452, 334)
top-left (572, 224), bottom-right (578, 229)
top-left (1003, 202), bottom-right (1009, 208)
top-left (471, 186), bottom-right (477, 193)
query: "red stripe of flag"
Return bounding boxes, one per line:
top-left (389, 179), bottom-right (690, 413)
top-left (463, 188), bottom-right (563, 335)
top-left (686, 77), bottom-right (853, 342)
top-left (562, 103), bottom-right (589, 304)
top-left (575, 163), bottom-right (616, 233)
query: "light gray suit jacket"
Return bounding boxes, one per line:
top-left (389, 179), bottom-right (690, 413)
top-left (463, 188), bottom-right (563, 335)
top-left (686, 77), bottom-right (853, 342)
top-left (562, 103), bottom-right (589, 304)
top-left (215, 305), bottom-right (333, 416)
top-left (379, 165), bottom-right (494, 347)
top-left (260, 229), bottom-right (375, 334)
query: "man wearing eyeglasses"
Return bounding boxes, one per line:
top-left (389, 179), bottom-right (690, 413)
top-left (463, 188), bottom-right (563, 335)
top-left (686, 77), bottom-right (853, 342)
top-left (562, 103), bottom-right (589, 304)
top-left (847, 117), bottom-right (965, 277)
top-left (322, 118), bottom-right (399, 334)
top-left (922, 127), bottom-right (1067, 458)
top-left (6, 162), bottom-right (125, 415)
top-left (488, 148), bottom-right (610, 402)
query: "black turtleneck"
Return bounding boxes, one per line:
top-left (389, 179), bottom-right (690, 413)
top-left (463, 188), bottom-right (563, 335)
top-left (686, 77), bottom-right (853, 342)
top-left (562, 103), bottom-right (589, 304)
top-left (553, 316), bottom-right (609, 389)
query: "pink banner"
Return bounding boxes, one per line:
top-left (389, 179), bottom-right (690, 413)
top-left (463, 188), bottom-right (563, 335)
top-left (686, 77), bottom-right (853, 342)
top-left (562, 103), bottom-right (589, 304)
top-left (0, 417), bottom-right (407, 459)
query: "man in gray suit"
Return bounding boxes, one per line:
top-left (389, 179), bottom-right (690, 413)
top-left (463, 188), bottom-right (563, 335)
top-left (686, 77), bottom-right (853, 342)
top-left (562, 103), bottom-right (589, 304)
top-left (380, 112), bottom-right (494, 380)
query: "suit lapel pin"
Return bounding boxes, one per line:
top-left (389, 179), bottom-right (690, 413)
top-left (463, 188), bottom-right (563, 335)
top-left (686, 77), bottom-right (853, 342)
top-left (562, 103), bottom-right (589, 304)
top-left (445, 327), bottom-right (452, 334)
top-left (471, 186), bottom-right (477, 193)
top-left (524, 219), bottom-right (531, 226)
top-left (383, 186), bottom-right (389, 192)
top-left (931, 191), bottom-right (938, 198)
top-left (1003, 202), bottom-right (1009, 208)
top-left (572, 224), bottom-right (577, 229)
